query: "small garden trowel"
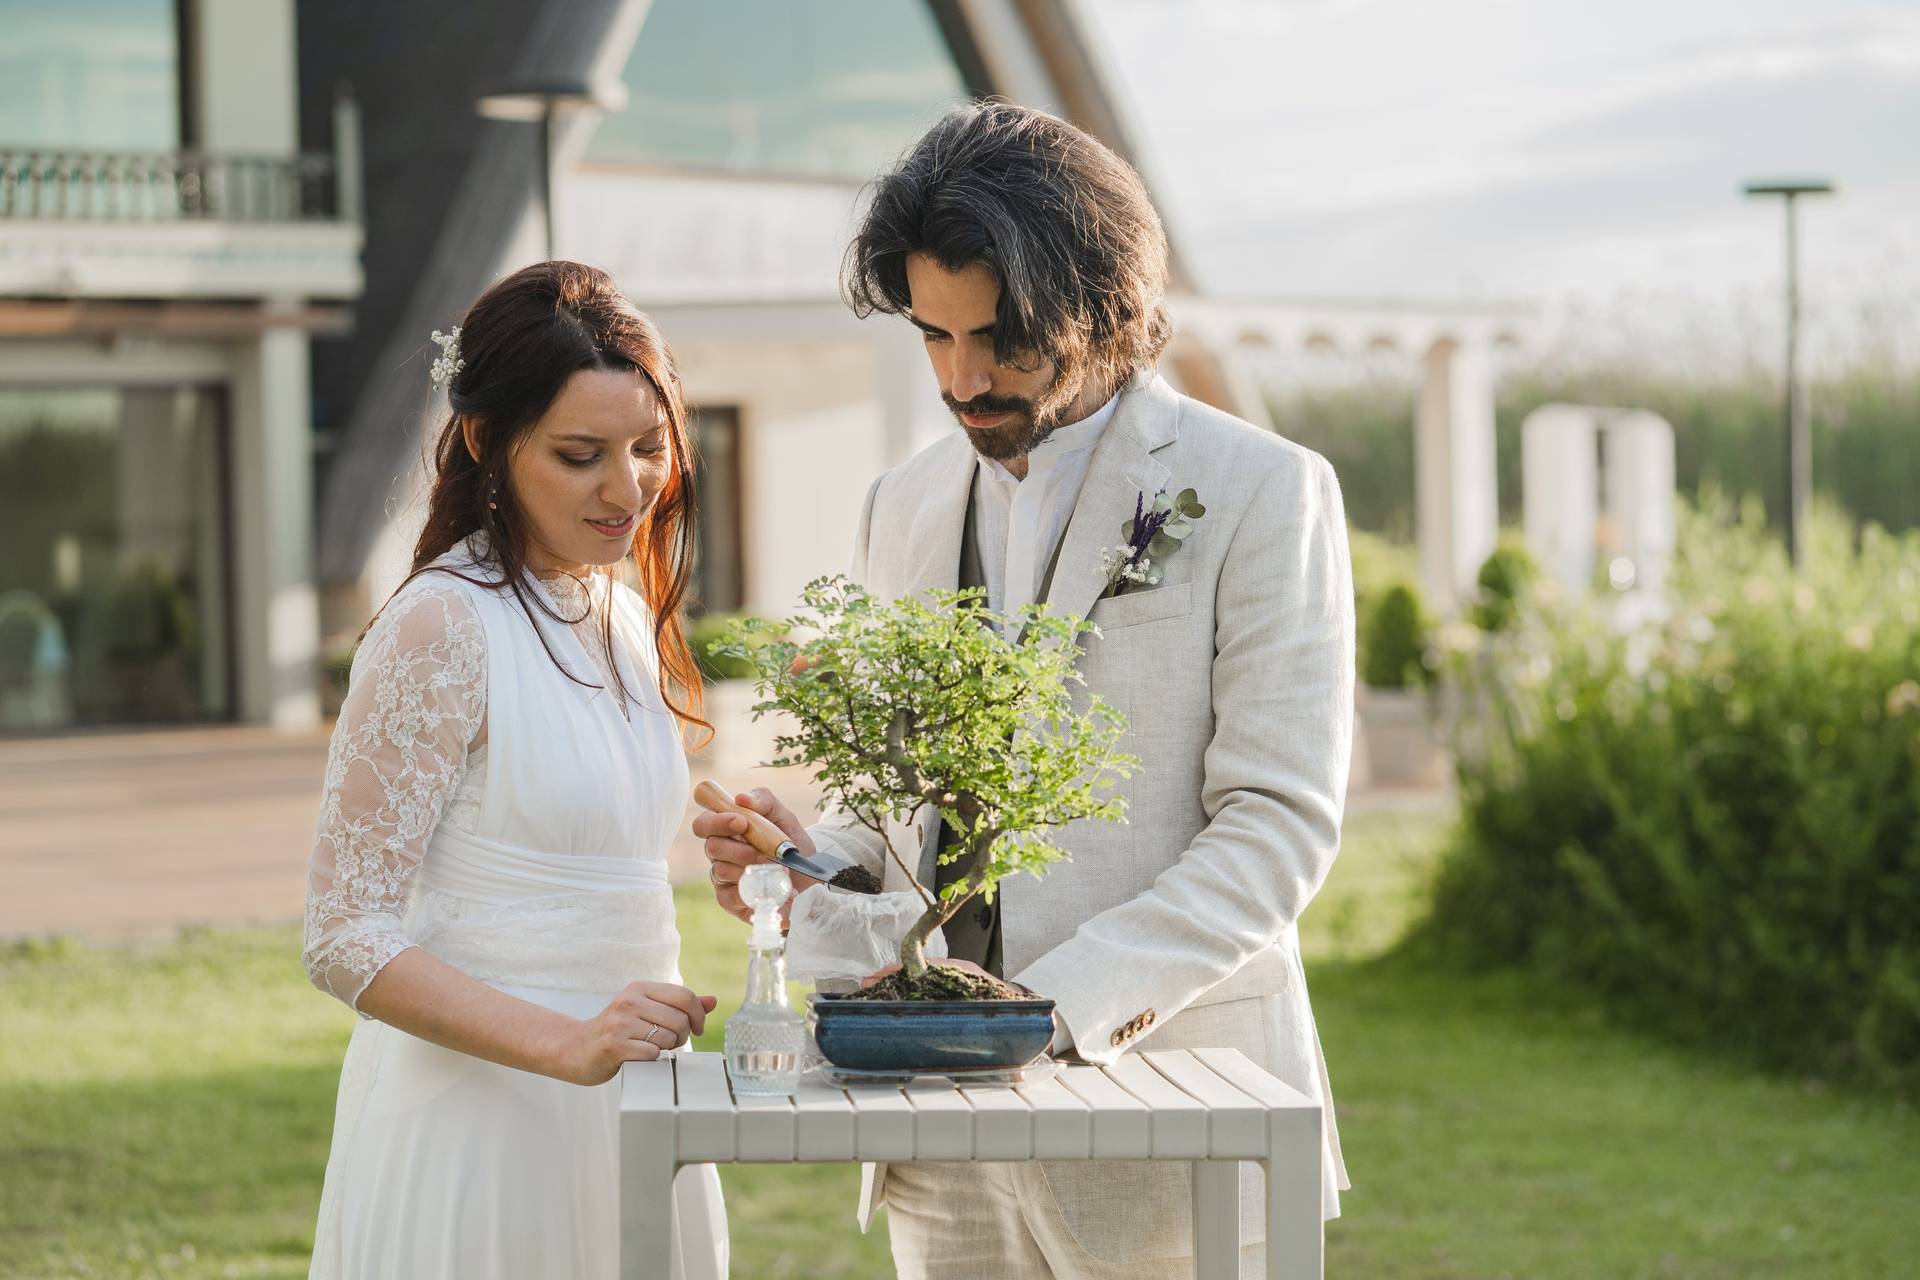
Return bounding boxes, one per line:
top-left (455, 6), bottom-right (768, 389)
top-left (692, 780), bottom-right (851, 884)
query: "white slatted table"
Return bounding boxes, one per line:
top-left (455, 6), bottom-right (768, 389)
top-left (620, 1048), bottom-right (1322, 1278)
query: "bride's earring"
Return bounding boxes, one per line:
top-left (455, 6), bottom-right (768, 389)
top-left (488, 487), bottom-right (499, 511)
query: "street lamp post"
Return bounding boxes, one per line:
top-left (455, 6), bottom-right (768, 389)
top-left (1742, 178), bottom-right (1834, 569)
top-left (477, 78), bottom-right (628, 260)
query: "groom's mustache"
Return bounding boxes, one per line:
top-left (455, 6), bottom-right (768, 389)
top-left (943, 392), bottom-right (1034, 420)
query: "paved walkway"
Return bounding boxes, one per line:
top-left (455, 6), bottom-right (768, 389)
top-left (0, 712), bottom-right (1440, 944)
top-left (0, 721), bottom-right (828, 944)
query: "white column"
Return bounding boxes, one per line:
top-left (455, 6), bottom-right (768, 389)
top-left (1521, 404), bottom-right (1600, 595)
top-left (1415, 337), bottom-right (1498, 613)
top-left (229, 313), bottom-right (320, 729)
top-left (1602, 410), bottom-right (1676, 604)
top-left (190, 1), bottom-right (320, 726)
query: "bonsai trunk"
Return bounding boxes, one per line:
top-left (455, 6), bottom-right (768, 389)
top-left (899, 891), bottom-right (973, 978)
top-left (897, 827), bottom-right (995, 978)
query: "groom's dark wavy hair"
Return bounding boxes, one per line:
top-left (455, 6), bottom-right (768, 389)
top-left (843, 101), bottom-right (1173, 395)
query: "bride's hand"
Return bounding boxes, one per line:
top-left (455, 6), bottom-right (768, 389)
top-left (693, 787), bottom-right (820, 922)
top-left (556, 982), bottom-right (719, 1085)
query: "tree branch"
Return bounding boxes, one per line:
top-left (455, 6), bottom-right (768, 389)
top-left (847, 801), bottom-right (935, 910)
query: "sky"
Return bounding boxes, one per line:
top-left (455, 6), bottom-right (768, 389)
top-left (1090, 0), bottom-right (1920, 362)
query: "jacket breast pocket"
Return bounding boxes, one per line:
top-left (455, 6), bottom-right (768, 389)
top-left (1088, 580), bottom-right (1192, 632)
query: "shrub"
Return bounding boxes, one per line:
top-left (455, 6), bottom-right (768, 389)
top-left (1360, 582), bottom-right (1432, 690)
top-left (1349, 528), bottom-right (1419, 622)
top-left (1471, 537), bottom-right (1539, 633)
top-left (1419, 498), bottom-right (1920, 1088)
top-left (687, 610), bottom-right (759, 682)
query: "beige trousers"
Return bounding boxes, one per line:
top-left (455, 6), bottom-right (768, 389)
top-left (882, 1160), bottom-right (1266, 1280)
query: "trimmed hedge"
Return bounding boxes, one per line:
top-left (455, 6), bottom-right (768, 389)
top-left (1420, 499), bottom-right (1920, 1088)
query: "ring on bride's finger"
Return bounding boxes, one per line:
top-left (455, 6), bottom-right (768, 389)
top-left (643, 1022), bottom-right (665, 1047)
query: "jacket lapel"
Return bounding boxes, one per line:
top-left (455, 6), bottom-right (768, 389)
top-left (897, 435), bottom-right (975, 599)
top-left (1042, 374), bottom-right (1180, 627)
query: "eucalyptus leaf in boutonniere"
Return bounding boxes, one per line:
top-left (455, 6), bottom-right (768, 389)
top-left (1099, 487), bottom-right (1206, 599)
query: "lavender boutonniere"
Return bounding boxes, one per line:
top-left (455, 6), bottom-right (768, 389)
top-left (1100, 487), bottom-right (1206, 599)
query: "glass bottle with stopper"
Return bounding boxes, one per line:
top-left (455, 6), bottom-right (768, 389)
top-left (724, 862), bottom-right (805, 1095)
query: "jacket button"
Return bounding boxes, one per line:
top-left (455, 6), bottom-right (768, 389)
top-left (1110, 1028), bottom-right (1126, 1047)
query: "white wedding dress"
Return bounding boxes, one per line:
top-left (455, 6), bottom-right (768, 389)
top-left (303, 536), bottom-right (726, 1279)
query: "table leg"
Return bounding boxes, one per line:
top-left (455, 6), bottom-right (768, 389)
top-left (621, 1141), bottom-right (678, 1279)
top-left (1263, 1109), bottom-right (1324, 1280)
top-left (1192, 1159), bottom-right (1241, 1278)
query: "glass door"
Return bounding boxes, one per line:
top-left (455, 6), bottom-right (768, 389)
top-left (0, 385), bottom-right (231, 732)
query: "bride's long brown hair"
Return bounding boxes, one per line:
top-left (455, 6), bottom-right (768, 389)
top-left (372, 260), bottom-right (706, 739)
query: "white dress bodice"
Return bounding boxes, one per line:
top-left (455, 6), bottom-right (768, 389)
top-left (303, 538), bottom-right (691, 1004)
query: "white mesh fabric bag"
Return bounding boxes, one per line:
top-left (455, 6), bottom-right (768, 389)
top-left (783, 884), bottom-right (948, 984)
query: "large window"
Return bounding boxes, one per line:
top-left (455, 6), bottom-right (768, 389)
top-left (586, 0), bottom-right (971, 181)
top-left (689, 406), bottom-right (745, 615)
top-left (0, 0), bottom-right (181, 150)
top-left (0, 387), bottom-right (230, 732)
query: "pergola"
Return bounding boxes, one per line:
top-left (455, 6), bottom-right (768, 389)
top-left (1166, 296), bottom-right (1533, 613)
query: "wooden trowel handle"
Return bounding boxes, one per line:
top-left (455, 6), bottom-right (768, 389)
top-left (693, 780), bottom-right (793, 860)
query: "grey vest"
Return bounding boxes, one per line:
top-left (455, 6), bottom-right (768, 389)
top-left (931, 471), bottom-right (1076, 978)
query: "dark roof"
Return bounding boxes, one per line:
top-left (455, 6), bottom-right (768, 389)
top-left (301, 0), bottom-right (631, 582)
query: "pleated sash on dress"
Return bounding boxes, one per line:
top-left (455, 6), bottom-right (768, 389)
top-left (403, 546), bottom-right (689, 996)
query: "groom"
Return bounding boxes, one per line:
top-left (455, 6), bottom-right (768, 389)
top-left (696, 101), bottom-right (1353, 1278)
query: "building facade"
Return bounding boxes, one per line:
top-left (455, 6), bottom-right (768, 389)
top-left (0, 0), bottom-right (1516, 736)
top-left (309, 0), bottom-right (1520, 649)
top-left (0, 0), bottom-right (362, 733)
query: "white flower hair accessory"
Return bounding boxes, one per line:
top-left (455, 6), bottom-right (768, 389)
top-left (429, 327), bottom-right (465, 388)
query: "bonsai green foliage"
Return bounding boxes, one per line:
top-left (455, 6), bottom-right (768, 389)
top-left (1420, 496), bottom-right (1920, 1088)
top-left (712, 576), bottom-right (1135, 981)
top-left (1359, 581), bottom-right (1433, 691)
top-left (1470, 537), bottom-right (1540, 633)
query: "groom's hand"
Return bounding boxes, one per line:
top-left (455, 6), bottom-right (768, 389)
top-left (692, 787), bottom-right (820, 922)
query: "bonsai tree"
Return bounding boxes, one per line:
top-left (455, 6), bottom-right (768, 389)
top-left (711, 576), bottom-right (1135, 996)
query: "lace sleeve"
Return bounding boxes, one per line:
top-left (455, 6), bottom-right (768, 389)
top-left (303, 578), bottom-right (487, 1010)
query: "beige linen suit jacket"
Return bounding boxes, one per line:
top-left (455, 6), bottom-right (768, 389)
top-left (812, 372), bottom-right (1354, 1265)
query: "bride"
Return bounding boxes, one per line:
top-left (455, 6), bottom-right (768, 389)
top-left (302, 260), bottom-right (726, 1278)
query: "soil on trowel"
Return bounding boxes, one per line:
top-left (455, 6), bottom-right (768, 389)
top-left (844, 965), bottom-right (1025, 1002)
top-left (826, 865), bottom-right (883, 894)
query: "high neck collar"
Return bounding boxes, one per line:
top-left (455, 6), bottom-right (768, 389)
top-left (983, 389), bottom-right (1120, 482)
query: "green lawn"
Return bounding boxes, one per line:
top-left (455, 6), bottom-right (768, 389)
top-left (4, 804), bottom-right (1916, 1278)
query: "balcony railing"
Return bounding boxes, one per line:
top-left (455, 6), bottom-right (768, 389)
top-left (0, 148), bottom-right (353, 223)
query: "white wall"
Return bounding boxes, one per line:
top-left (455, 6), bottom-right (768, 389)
top-left (672, 337), bottom-right (889, 614)
top-left (750, 399), bottom-right (885, 611)
top-left (190, 0), bottom-right (299, 152)
top-left (563, 170), bottom-right (860, 305)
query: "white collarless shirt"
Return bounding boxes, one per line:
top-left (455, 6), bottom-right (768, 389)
top-left (969, 392), bottom-right (1120, 621)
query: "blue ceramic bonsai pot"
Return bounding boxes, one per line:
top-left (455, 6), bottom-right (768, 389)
top-left (810, 995), bottom-right (1057, 1071)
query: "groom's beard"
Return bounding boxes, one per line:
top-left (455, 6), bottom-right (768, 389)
top-left (945, 368), bottom-right (1080, 463)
